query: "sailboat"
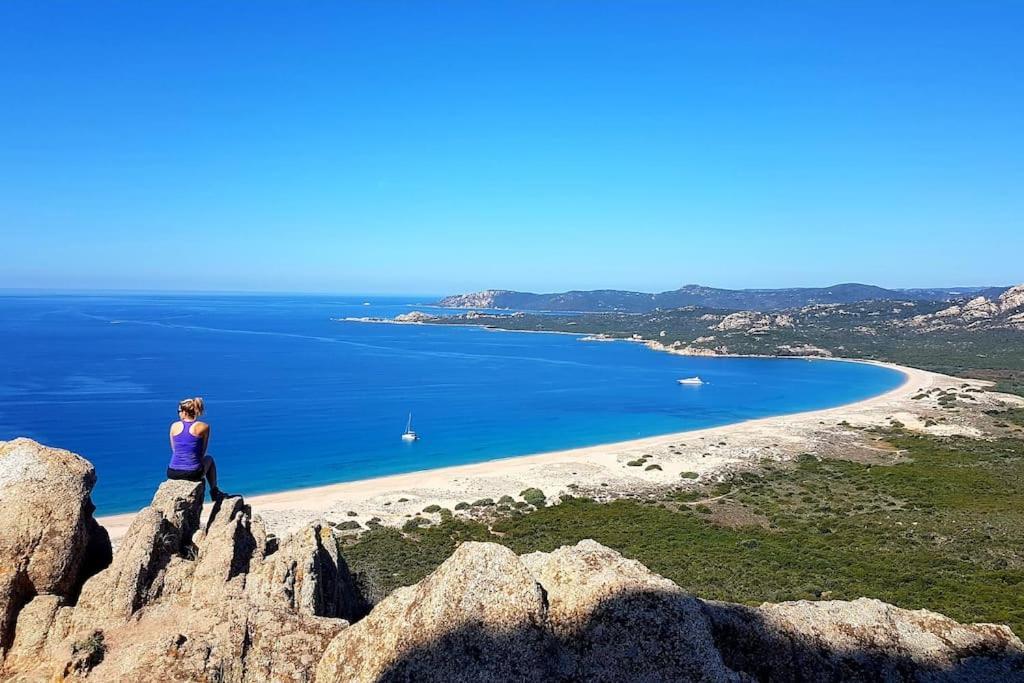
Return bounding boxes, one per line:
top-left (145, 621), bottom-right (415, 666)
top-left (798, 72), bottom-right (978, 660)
top-left (401, 413), bottom-right (420, 441)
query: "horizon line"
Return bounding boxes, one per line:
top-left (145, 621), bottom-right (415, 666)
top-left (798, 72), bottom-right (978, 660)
top-left (0, 281), bottom-right (1012, 298)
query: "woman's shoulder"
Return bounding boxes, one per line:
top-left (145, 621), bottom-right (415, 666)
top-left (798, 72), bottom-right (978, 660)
top-left (192, 420), bottom-right (210, 433)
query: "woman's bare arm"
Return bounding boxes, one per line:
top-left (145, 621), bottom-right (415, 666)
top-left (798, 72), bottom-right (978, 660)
top-left (197, 423), bottom-right (211, 457)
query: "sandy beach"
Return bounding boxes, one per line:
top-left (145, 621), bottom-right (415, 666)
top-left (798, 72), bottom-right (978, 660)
top-left (97, 359), bottom-right (1021, 544)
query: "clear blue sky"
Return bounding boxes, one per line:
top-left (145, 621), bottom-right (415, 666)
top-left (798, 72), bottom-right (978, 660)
top-left (2, 2), bottom-right (1021, 295)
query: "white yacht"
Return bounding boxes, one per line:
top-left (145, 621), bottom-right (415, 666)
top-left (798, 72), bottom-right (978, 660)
top-left (677, 376), bottom-right (704, 385)
top-left (401, 413), bottom-right (420, 441)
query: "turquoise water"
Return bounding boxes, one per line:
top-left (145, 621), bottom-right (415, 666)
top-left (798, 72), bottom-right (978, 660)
top-left (0, 294), bottom-right (905, 514)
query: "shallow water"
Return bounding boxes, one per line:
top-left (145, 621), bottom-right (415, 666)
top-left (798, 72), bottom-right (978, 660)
top-left (0, 294), bottom-right (904, 514)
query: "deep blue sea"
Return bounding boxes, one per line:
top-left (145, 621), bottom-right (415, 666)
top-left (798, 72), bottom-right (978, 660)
top-left (0, 294), bottom-right (905, 515)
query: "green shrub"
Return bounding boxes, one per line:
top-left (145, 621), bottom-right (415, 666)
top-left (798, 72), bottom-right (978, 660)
top-left (626, 459), bottom-right (645, 467)
top-left (438, 508), bottom-right (453, 521)
top-left (498, 495), bottom-right (515, 504)
top-left (695, 504), bottom-right (712, 514)
top-left (333, 520), bottom-right (361, 531)
top-left (402, 517), bottom-right (431, 532)
top-left (70, 631), bottom-right (106, 672)
top-left (520, 488), bottom-right (546, 507)
top-left (454, 502), bottom-right (470, 510)
top-left (680, 471), bottom-right (699, 479)
top-left (472, 498), bottom-right (495, 507)
top-left (645, 464), bottom-right (663, 471)
top-left (422, 504), bottom-right (442, 513)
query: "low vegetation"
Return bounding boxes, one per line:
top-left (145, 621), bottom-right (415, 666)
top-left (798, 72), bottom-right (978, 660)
top-left (69, 630), bottom-right (106, 673)
top-left (341, 432), bottom-right (1024, 635)
top-left (519, 487), bottom-right (546, 507)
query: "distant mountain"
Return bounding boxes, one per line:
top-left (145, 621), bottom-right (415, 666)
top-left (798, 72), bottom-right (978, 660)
top-left (437, 284), bottom-right (1009, 313)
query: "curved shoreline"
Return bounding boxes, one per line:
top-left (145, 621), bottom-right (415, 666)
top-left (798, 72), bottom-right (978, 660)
top-left (98, 358), bottom-right (948, 543)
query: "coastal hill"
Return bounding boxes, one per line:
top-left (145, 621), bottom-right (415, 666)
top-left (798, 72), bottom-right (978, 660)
top-left (437, 283), bottom-right (1009, 313)
top-left (424, 283), bottom-right (1024, 395)
top-left (2, 437), bottom-right (1022, 681)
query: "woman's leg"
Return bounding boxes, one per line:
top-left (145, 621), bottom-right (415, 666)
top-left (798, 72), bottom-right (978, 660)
top-left (202, 455), bottom-right (219, 494)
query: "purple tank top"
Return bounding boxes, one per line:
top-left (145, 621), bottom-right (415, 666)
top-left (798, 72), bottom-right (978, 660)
top-left (169, 420), bottom-right (204, 471)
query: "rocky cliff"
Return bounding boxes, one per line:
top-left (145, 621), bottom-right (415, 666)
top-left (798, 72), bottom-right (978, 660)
top-left (3, 438), bottom-right (1022, 682)
top-left (906, 284), bottom-right (1024, 331)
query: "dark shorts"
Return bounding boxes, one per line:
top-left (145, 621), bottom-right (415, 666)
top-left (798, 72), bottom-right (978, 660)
top-left (167, 467), bottom-right (204, 482)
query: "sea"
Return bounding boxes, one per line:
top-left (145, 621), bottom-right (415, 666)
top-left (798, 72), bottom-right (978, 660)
top-left (0, 293), bottom-right (905, 515)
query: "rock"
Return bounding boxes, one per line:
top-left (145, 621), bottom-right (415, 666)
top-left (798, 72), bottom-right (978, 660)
top-left (249, 522), bottom-right (366, 620)
top-left (317, 542), bottom-right (554, 682)
top-left (704, 597), bottom-right (1024, 681)
top-left (715, 311), bottom-right (765, 331)
top-left (85, 598), bottom-right (345, 683)
top-left (775, 343), bottom-right (833, 357)
top-left (678, 344), bottom-right (729, 356)
top-left (393, 311), bottom-right (433, 323)
top-left (999, 284), bottom-right (1024, 314)
top-left (961, 296), bottom-right (1001, 321)
top-left (520, 540), bottom-right (734, 681)
top-left (437, 290), bottom-right (508, 309)
top-left (68, 492), bottom-right (345, 682)
top-left (189, 495), bottom-right (267, 607)
top-left (0, 438), bottom-right (106, 653)
top-left (3, 595), bottom-right (63, 671)
top-left (150, 478), bottom-right (205, 543)
top-left (74, 480), bottom-right (204, 624)
top-left (904, 284), bottom-right (1024, 331)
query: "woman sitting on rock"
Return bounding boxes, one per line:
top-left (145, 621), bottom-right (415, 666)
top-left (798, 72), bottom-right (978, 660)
top-left (167, 397), bottom-right (223, 499)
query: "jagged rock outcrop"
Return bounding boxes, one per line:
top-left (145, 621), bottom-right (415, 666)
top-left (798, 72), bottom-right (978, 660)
top-left (1000, 284), bottom-right (1024, 315)
top-left (0, 443), bottom-right (353, 682)
top-left (438, 289), bottom-right (511, 309)
top-left (0, 439), bottom-right (108, 656)
top-left (520, 539), bottom-right (734, 681)
top-left (907, 283), bottom-right (1024, 331)
top-left (775, 343), bottom-right (833, 357)
top-left (706, 597), bottom-right (1024, 681)
top-left (74, 479), bottom-right (205, 624)
top-left (393, 310), bottom-right (434, 323)
top-left (714, 311), bottom-right (794, 333)
top-left (250, 522), bottom-right (367, 620)
top-left (317, 542), bottom-right (556, 681)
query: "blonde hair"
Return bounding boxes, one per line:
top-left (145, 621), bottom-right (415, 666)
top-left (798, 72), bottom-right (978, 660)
top-left (178, 397), bottom-right (205, 419)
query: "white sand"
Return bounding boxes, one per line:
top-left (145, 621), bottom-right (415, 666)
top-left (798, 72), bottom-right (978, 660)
top-left (97, 360), bottom-right (1017, 543)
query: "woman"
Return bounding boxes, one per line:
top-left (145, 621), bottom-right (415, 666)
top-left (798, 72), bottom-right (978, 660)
top-left (167, 397), bottom-right (223, 500)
